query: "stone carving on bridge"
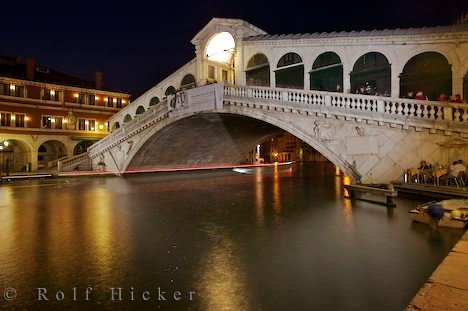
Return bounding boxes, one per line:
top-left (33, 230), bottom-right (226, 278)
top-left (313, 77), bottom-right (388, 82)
top-left (127, 140), bottom-right (134, 155)
top-left (313, 121), bottom-right (331, 142)
top-left (355, 126), bottom-right (365, 136)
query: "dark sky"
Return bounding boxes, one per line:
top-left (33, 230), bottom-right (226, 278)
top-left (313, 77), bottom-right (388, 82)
top-left (1, 0), bottom-right (466, 98)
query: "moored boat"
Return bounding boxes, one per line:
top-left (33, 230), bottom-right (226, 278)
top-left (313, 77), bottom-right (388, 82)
top-left (409, 199), bottom-right (468, 229)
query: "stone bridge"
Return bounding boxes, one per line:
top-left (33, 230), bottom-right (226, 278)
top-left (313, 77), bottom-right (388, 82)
top-left (88, 83), bottom-right (468, 183)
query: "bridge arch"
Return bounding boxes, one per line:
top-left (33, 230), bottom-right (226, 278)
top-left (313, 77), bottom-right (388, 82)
top-left (399, 52), bottom-right (452, 100)
top-left (123, 114), bottom-right (132, 123)
top-left (120, 110), bottom-right (359, 181)
top-left (350, 52), bottom-right (391, 96)
top-left (180, 74), bottom-right (196, 89)
top-left (246, 53), bottom-right (270, 86)
top-left (149, 96), bottom-right (160, 106)
top-left (165, 86), bottom-right (177, 96)
top-left (275, 52), bottom-right (304, 89)
top-left (135, 105), bottom-right (146, 115)
top-left (310, 52), bottom-right (343, 92)
top-left (112, 122), bottom-right (120, 131)
top-left (37, 140), bottom-right (67, 168)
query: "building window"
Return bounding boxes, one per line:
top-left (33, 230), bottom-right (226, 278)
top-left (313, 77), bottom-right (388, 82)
top-left (107, 97), bottom-right (114, 107)
top-left (0, 112), bottom-right (12, 127)
top-left (54, 116), bottom-right (63, 129)
top-left (77, 118), bottom-right (86, 131)
top-left (1, 84), bottom-right (24, 97)
top-left (88, 119), bottom-right (96, 131)
top-left (14, 113), bottom-right (26, 127)
top-left (42, 115), bottom-right (52, 129)
top-left (88, 94), bottom-right (95, 105)
top-left (42, 89), bottom-right (61, 101)
top-left (116, 98), bottom-right (122, 108)
top-left (222, 70), bottom-right (228, 82)
top-left (77, 93), bottom-right (86, 105)
top-left (208, 65), bottom-right (215, 79)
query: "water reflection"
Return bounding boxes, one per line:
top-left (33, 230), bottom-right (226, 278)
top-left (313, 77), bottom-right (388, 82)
top-left (272, 164), bottom-right (281, 215)
top-left (254, 170), bottom-right (264, 227)
top-left (198, 226), bottom-right (250, 311)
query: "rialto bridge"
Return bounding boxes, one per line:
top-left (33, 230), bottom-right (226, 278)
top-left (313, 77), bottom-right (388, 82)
top-left (77, 18), bottom-right (467, 183)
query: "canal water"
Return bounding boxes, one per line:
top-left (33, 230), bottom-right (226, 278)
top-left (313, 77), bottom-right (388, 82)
top-left (0, 163), bottom-right (463, 311)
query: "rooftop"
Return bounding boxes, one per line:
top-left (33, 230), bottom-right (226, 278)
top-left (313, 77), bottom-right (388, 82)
top-left (0, 56), bottom-right (130, 95)
top-left (243, 24), bottom-right (468, 41)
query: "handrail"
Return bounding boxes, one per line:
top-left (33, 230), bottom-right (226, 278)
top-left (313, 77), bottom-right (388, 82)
top-left (223, 84), bottom-right (468, 129)
top-left (47, 155), bottom-right (68, 168)
top-left (58, 152), bottom-right (90, 171)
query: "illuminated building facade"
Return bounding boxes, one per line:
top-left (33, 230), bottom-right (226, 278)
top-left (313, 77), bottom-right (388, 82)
top-left (0, 56), bottom-right (130, 172)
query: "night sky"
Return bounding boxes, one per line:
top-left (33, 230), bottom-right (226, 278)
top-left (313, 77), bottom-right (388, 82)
top-left (1, 0), bottom-right (466, 98)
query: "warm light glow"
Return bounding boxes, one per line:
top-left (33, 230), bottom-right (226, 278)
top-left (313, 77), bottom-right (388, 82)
top-left (9, 84), bottom-right (15, 91)
top-left (90, 127), bottom-right (95, 131)
top-left (47, 117), bottom-right (51, 121)
top-left (63, 119), bottom-right (68, 123)
top-left (11, 115), bottom-right (15, 121)
top-left (95, 96), bottom-right (99, 101)
top-left (50, 90), bottom-right (55, 96)
top-left (104, 97), bottom-right (108, 101)
top-left (113, 98), bottom-right (117, 103)
top-left (274, 153), bottom-right (278, 157)
top-left (122, 99), bottom-right (126, 104)
top-left (85, 120), bottom-right (89, 125)
top-left (3, 141), bottom-right (9, 147)
top-left (0, 146), bottom-right (3, 150)
top-left (25, 116), bottom-right (29, 121)
top-left (51, 118), bottom-right (55, 123)
top-left (98, 124), bottom-right (104, 130)
top-left (74, 93), bottom-right (79, 98)
top-left (206, 32), bottom-right (235, 64)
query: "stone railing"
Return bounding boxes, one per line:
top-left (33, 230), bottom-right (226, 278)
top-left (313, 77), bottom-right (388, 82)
top-left (47, 155), bottom-right (68, 169)
top-left (88, 99), bottom-right (170, 156)
top-left (108, 58), bottom-right (197, 124)
top-left (224, 84), bottom-right (468, 132)
top-left (58, 152), bottom-right (91, 171)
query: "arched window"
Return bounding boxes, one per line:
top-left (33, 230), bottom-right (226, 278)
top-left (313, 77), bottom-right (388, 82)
top-left (135, 106), bottom-right (145, 115)
top-left (123, 114), bottom-right (132, 123)
top-left (246, 54), bottom-right (270, 87)
top-left (165, 86), bottom-right (176, 96)
top-left (112, 122), bottom-right (120, 130)
top-left (73, 141), bottom-right (94, 156)
top-left (400, 52), bottom-right (452, 100)
top-left (310, 52), bottom-right (343, 92)
top-left (275, 53), bottom-right (304, 89)
top-left (180, 74), bottom-right (196, 89)
top-left (351, 52), bottom-right (391, 96)
top-left (149, 97), bottom-right (160, 106)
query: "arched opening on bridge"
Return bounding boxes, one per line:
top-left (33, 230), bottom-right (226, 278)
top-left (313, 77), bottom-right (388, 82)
top-left (165, 86), bottom-right (177, 96)
top-left (399, 52), bottom-right (452, 101)
top-left (205, 32), bottom-right (235, 83)
top-left (351, 52), bottom-right (391, 96)
top-left (73, 141), bottom-right (94, 156)
top-left (37, 140), bottom-right (67, 170)
top-left (246, 53), bottom-right (270, 86)
top-left (275, 53), bottom-right (304, 89)
top-left (136, 106), bottom-right (145, 115)
top-left (180, 74), bottom-right (196, 89)
top-left (112, 122), bottom-right (120, 131)
top-left (149, 96), bottom-right (160, 106)
top-left (123, 114), bottom-right (132, 123)
top-left (310, 52), bottom-right (343, 92)
top-left (0, 139), bottom-right (31, 172)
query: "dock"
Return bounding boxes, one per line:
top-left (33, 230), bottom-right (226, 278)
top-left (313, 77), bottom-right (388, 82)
top-left (344, 184), bottom-right (398, 206)
top-left (394, 183), bottom-right (468, 200)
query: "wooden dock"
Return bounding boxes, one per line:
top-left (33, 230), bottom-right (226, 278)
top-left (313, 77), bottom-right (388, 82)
top-left (344, 184), bottom-right (398, 206)
top-left (394, 183), bottom-right (468, 200)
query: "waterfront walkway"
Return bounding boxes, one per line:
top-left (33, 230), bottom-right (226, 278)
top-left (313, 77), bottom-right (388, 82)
top-left (407, 229), bottom-right (468, 311)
